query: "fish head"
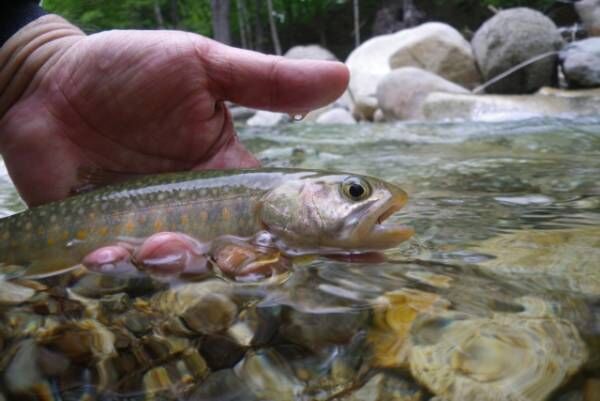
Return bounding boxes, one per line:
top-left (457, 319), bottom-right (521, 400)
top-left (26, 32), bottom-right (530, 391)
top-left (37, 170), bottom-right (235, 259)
top-left (259, 172), bottom-right (413, 252)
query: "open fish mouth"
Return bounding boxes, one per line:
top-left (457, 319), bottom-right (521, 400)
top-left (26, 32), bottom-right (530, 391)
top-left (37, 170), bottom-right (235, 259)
top-left (355, 189), bottom-right (414, 249)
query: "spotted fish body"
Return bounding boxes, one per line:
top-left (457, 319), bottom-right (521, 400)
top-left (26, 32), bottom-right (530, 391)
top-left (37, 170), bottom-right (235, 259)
top-left (0, 169), bottom-right (411, 277)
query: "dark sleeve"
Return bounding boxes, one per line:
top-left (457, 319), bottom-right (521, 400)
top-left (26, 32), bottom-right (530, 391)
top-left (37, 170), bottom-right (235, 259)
top-left (0, 1), bottom-right (47, 47)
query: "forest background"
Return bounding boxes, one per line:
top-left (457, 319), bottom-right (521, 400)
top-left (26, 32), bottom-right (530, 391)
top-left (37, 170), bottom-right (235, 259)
top-left (42, 0), bottom-right (568, 59)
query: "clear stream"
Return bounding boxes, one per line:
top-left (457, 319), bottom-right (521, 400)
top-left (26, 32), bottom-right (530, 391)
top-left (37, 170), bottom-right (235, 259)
top-left (0, 118), bottom-right (598, 401)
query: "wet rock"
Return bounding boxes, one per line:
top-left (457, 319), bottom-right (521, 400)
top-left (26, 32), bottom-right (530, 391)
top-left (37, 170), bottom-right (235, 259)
top-left (472, 227), bottom-right (600, 296)
top-left (422, 89), bottom-right (600, 121)
top-left (368, 288), bottom-right (450, 368)
top-left (284, 44), bottom-right (338, 61)
top-left (315, 108), bottom-right (356, 125)
top-left (70, 272), bottom-right (163, 298)
top-left (151, 280), bottom-right (237, 335)
top-left (409, 312), bottom-right (588, 401)
top-left (186, 368), bottom-right (257, 401)
top-left (560, 38), bottom-right (600, 88)
top-left (376, 68), bottom-right (468, 121)
top-left (471, 8), bottom-right (564, 94)
top-left (247, 110), bottom-right (289, 127)
top-left (0, 280), bottom-right (35, 305)
top-left (389, 22), bottom-right (481, 89)
top-left (198, 334), bottom-right (246, 370)
top-left (575, 0), bottom-right (600, 37)
top-left (36, 319), bottom-right (116, 364)
top-left (340, 371), bottom-right (424, 401)
top-left (3, 339), bottom-right (52, 397)
top-left (235, 349), bottom-right (305, 401)
top-left (98, 292), bottom-right (130, 314)
top-left (279, 303), bottom-right (369, 351)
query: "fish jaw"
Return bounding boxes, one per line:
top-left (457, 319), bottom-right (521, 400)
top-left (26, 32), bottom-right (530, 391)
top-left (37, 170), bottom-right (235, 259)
top-left (347, 184), bottom-right (414, 250)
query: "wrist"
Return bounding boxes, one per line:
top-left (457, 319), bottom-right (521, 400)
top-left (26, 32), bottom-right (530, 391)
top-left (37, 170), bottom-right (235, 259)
top-left (0, 14), bottom-right (85, 120)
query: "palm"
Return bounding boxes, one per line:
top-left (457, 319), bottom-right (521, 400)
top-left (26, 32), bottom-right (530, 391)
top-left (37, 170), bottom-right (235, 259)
top-left (0, 29), bottom-right (348, 206)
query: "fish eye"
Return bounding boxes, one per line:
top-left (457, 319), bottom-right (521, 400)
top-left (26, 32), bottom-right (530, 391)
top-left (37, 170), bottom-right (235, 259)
top-left (341, 177), bottom-right (371, 202)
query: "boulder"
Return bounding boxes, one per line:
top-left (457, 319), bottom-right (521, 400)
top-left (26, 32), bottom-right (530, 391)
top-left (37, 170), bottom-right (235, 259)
top-left (376, 67), bottom-right (469, 121)
top-left (559, 38), bottom-right (600, 88)
top-left (471, 8), bottom-right (564, 94)
top-left (389, 22), bottom-right (481, 89)
top-left (284, 44), bottom-right (338, 61)
top-left (345, 30), bottom-right (416, 120)
top-left (574, 0), bottom-right (600, 37)
top-left (315, 108), bottom-right (356, 125)
top-left (421, 88), bottom-right (600, 121)
top-left (246, 111), bottom-right (289, 127)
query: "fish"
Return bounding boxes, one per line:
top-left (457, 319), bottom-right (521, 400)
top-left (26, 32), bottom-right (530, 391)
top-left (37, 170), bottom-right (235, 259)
top-left (0, 168), bottom-right (413, 278)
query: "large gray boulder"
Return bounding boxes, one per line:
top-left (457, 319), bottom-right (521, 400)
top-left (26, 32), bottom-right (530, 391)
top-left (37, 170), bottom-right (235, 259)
top-left (389, 22), bottom-right (481, 89)
top-left (376, 67), bottom-right (469, 121)
top-left (471, 8), bottom-right (564, 94)
top-left (560, 38), bottom-right (600, 88)
top-left (284, 45), bottom-right (337, 61)
top-left (574, 0), bottom-right (600, 37)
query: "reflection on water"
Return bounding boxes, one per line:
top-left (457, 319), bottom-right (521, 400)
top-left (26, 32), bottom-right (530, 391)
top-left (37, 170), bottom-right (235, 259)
top-left (0, 118), bottom-right (598, 400)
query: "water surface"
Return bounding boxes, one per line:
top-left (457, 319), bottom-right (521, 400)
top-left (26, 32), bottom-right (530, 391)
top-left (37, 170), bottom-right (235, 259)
top-left (0, 118), bottom-right (598, 400)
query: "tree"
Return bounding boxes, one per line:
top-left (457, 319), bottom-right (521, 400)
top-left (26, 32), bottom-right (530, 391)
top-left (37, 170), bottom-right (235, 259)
top-left (210, 0), bottom-right (231, 44)
top-left (266, 0), bottom-right (282, 55)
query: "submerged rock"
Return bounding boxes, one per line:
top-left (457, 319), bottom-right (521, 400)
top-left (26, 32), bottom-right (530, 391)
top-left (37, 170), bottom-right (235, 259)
top-left (409, 312), bottom-right (588, 401)
top-left (340, 371), bottom-right (424, 401)
top-left (376, 67), bottom-right (468, 121)
top-left (472, 227), bottom-right (600, 297)
top-left (560, 38), bottom-right (600, 88)
top-left (471, 8), bottom-right (564, 94)
top-left (368, 288), bottom-right (450, 368)
top-left (389, 22), bottom-right (481, 89)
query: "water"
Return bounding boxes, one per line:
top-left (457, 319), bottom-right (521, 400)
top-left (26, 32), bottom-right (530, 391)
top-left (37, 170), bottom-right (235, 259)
top-left (0, 118), bottom-right (598, 400)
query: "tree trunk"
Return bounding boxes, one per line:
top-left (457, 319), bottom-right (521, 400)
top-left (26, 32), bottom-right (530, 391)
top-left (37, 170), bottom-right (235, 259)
top-left (266, 0), bottom-right (282, 55)
top-left (403, 0), bottom-right (419, 27)
top-left (253, 0), bottom-right (265, 51)
top-left (236, 0), bottom-right (248, 48)
top-left (170, 0), bottom-right (180, 29)
top-left (353, 0), bottom-right (360, 47)
top-left (211, 0), bottom-right (232, 45)
top-left (153, 0), bottom-right (164, 28)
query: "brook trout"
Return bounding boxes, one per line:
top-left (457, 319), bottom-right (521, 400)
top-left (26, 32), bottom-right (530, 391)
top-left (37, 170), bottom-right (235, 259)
top-left (0, 169), bottom-right (413, 277)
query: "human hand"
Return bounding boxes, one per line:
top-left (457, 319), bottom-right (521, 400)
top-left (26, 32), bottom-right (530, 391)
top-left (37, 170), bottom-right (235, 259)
top-left (0, 17), bottom-right (349, 206)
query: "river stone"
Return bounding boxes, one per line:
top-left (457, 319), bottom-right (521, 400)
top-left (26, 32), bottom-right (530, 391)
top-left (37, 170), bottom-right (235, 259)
top-left (422, 89), bottom-right (600, 121)
top-left (345, 30), bottom-right (417, 120)
top-left (575, 0), bottom-right (600, 37)
top-left (376, 67), bottom-right (468, 121)
top-left (389, 22), bottom-right (481, 89)
top-left (315, 108), bottom-right (356, 125)
top-left (247, 110), bottom-right (289, 126)
top-left (560, 38), bottom-right (600, 88)
top-left (284, 44), bottom-right (337, 61)
top-left (471, 8), bottom-right (564, 94)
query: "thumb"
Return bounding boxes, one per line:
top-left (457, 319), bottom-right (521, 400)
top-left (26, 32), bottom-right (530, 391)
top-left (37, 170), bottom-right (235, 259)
top-left (198, 38), bottom-right (350, 113)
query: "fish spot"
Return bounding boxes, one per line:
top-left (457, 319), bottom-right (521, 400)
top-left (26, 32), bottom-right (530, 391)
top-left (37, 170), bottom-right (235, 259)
top-left (25, 222), bottom-right (32, 230)
top-left (200, 211), bottom-right (208, 222)
top-left (222, 208), bottom-right (231, 221)
top-left (76, 230), bottom-right (88, 240)
top-left (98, 227), bottom-right (109, 236)
top-left (2, 232), bottom-right (9, 240)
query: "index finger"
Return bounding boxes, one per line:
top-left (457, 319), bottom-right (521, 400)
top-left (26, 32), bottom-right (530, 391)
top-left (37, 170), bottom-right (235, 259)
top-left (198, 38), bottom-right (350, 113)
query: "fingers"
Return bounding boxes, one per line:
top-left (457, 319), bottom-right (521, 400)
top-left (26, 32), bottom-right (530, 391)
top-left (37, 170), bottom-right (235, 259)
top-left (198, 38), bottom-right (349, 113)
